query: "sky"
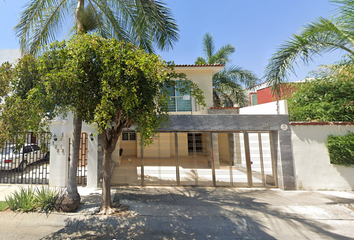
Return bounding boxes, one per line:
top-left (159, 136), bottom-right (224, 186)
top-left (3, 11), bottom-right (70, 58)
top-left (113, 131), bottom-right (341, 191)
top-left (0, 0), bottom-right (346, 82)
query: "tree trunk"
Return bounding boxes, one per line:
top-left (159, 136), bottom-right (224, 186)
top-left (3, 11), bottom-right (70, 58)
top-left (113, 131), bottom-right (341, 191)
top-left (61, 115), bottom-right (82, 212)
top-left (60, 0), bottom-right (85, 213)
top-left (100, 147), bottom-right (113, 213)
top-left (75, 0), bottom-right (85, 34)
top-left (99, 128), bottom-right (119, 215)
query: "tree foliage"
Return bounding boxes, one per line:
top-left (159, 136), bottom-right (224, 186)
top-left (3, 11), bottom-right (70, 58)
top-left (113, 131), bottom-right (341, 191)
top-left (195, 33), bottom-right (258, 107)
top-left (0, 34), bottom-right (206, 214)
top-left (0, 56), bottom-right (51, 148)
top-left (287, 65), bottom-right (354, 121)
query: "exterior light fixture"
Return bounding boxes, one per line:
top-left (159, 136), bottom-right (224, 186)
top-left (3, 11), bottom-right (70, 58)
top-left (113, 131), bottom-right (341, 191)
top-left (53, 134), bottom-right (57, 141)
top-left (90, 133), bottom-right (94, 141)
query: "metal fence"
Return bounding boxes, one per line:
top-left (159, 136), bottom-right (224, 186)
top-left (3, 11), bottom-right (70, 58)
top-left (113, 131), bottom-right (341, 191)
top-left (68, 132), bottom-right (88, 186)
top-left (0, 133), bottom-right (50, 184)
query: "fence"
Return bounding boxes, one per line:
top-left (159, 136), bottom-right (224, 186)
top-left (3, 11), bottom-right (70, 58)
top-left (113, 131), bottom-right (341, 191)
top-left (112, 131), bottom-right (277, 188)
top-left (0, 133), bottom-right (50, 184)
top-left (68, 132), bottom-right (88, 186)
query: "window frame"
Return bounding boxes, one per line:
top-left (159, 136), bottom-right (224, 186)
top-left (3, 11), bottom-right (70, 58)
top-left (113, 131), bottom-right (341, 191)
top-left (122, 132), bottom-right (137, 141)
top-left (164, 81), bottom-right (192, 112)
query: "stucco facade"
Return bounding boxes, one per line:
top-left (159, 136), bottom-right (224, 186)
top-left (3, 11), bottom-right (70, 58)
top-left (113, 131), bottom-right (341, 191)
top-left (291, 123), bottom-right (354, 190)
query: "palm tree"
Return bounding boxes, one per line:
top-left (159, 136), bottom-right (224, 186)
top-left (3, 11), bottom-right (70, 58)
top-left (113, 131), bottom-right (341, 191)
top-left (264, 0), bottom-right (354, 98)
top-left (195, 33), bottom-right (258, 107)
top-left (15, 0), bottom-right (178, 55)
top-left (15, 0), bottom-right (179, 213)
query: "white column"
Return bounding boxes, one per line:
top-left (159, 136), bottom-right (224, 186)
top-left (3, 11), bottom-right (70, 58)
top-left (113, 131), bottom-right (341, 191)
top-left (49, 116), bottom-right (69, 188)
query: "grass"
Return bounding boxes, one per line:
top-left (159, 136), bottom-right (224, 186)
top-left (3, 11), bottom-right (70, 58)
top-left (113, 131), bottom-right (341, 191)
top-left (0, 201), bottom-right (8, 211)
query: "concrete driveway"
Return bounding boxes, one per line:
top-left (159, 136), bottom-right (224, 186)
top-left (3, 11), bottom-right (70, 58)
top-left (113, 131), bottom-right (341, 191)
top-left (0, 186), bottom-right (354, 240)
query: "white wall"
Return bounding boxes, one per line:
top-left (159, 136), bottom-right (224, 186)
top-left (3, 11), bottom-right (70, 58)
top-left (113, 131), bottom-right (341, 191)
top-left (49, 113), bottom-right (99, 188)
top-left (291, 124), bottom-right (354, 190)
top-left (239, 100), bottom-right (288, 114)
top-left (174, 66), bottom-right (224, 114)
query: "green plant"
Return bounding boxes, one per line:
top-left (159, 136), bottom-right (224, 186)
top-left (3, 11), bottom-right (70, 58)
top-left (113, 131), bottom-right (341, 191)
top-left (195, 33), bottom-right (258, 107)
top-left (5, 186), bottom-right (63, 212)
top-left (36, 187), bottom-right (63, 212)
top-left (287, 71), bottom-right (354, 122)
top-left (5, 187), bottom-right (37, 212)
top-left (0, 201), bottom-right (8, 211)
top-left (326, 132), bottom-right (354, 167)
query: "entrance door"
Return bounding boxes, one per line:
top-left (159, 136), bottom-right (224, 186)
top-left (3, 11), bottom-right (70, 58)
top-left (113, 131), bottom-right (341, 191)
top-left (188, 133), bottom-right (202, 153)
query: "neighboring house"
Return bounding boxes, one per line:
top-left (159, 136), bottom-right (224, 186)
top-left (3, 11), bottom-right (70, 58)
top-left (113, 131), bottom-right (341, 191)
top-left (248, 81), bottom-right (301, 106)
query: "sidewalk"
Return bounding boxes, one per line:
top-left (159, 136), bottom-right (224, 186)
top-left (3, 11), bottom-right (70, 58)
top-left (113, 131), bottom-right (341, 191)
top-left (0, 185), bottom-right (354, 240)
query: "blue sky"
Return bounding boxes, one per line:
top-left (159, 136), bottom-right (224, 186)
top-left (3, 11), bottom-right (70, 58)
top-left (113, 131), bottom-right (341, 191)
top-left (0, 0), bottom-right (345, 82)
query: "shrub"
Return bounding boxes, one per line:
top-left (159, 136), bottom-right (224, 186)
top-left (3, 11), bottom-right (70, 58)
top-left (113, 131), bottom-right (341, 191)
top-left (287, 67), bottom-right (354, 122)
top-left (326, 132), bottom-right (354, 167)
top-left (36, 186), bottom-right (63, 212)
top-left (5, 186), bottom-right (63, 212)
top-left (5, 187), bottom-right (37, 212)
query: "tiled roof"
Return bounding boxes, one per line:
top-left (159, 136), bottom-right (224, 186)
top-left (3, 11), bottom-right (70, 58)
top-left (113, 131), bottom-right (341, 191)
top-left (174, 64), bottom-right (225, 67)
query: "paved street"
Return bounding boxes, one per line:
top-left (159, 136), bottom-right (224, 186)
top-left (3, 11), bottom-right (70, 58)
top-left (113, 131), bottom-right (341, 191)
top-left (0, 186), bottom-right (354, 239)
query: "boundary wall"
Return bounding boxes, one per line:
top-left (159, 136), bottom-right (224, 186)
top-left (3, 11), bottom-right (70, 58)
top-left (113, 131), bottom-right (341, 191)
top-left (291, 122), bottom-right (354, 190)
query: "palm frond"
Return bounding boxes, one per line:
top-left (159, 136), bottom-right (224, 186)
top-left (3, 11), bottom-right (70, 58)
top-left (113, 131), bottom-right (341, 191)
top-left (202, 33), bottom-right (215, 63)
top-left (130, 0), bottom-right (179, 52)
top-left (212, 66), bottom-right (255, 107)
top-left (264, 17), bottom-right (354, 96)
top-left (213, 81), bottom-right (248, 107)
top-left (195, 57), bottom-right (206, 65)
top-left (332, 0), bottom-right (354, 25)
top-left (15, 0), bottom-right (72, 55)
top-left (91, 0), bottom-right (131, 42)
top-left (211, 44), bottom-right (235, 64)
top-left (214, 65), bottom-right (258, 89)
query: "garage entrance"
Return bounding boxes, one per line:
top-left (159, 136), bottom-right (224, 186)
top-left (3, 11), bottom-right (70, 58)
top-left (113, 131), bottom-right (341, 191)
top-left (112, 131), bottom-right (277, 187)
top-left (109, 115), bottom-right (295, 190)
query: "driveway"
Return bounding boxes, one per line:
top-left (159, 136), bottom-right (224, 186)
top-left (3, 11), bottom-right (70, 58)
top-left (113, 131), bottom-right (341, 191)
top-left (0, 187), bottom-right (354, 240)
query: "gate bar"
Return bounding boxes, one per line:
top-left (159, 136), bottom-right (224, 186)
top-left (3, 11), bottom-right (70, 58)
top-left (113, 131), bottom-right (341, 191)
top-left (175, 132), bottom-right (180, 186)
top-left (258, 133), bottom-right (266, 187)
top-left (244, 132), bottom-right (253, 187)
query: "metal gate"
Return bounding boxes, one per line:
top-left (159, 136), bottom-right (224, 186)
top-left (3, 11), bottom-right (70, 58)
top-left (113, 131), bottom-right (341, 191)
top-left (0, 133), bottom-right (50, 184)
top-left (112, 131), bottom-right (278, 188)
top-left (68, 132), bottom-right (88, 186)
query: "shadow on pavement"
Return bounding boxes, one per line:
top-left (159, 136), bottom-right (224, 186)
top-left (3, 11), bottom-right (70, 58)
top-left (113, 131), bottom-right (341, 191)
top-left (42, 187), bottom-right (354, 240)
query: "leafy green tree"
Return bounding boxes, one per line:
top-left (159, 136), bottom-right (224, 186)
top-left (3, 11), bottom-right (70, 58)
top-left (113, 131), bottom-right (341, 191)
top-left (3, 34), bottom-right (205, 214)
top-left (264, 0), bottom-right (354, 96)
top-left (195, 33), bottom-right (258, 107)
top-left (0, 56), bottom-right (52, 150)
top-left (287, 65), bottom-right (354, 121)
top-left (15, 0), bottom-right (179, 212)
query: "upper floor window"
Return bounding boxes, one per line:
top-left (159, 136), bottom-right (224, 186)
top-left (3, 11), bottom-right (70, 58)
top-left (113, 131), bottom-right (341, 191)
top-left (164, 81), bottom-right (192, 112)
